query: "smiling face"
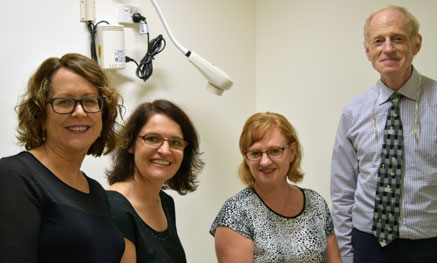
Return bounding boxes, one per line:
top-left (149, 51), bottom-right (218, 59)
top-left (245, 126), bottom-right (296, 189)
top-left (365, 8), bottom-right (421, 85)
top-left (130, 114), bottom-right (184, 184)
top-left (43, 68), bottom-right (102, 156)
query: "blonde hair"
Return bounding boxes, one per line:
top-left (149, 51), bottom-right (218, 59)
top-left (238, 112), bottom-right (304, 187)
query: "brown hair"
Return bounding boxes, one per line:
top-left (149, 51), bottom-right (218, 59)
top-left (238, 112), bottom-right (304, 187)
top-left (16, 53), bottom-right (123, 156)
top-left (106, 100), bottom-right (204, 195)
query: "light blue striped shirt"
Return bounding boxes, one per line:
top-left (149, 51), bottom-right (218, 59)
top-left (330, 68), bottom-right (437, 263)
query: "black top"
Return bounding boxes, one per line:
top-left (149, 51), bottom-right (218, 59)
top-left (107, 190), bottom-right (186, 263)
top-left (0, 152), bottom-right (124, 263)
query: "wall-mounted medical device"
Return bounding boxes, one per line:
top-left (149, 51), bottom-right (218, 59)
top-left (80, 0), bottom-right (232, 95)
top-left (95, 25), bottom-right (126, 69)
top-left (150, 0), bottom-right (233, 95)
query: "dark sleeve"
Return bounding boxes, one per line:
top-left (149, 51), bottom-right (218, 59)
top-left (0, 158), bottom-right (42, 263)
top-left (106, 192), bottom-right (137, 245)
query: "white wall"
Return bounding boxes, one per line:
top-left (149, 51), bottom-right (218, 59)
top-left (0, 0), bottom-right (254, 262)
top-left (1, 0), bottom-right (436, 262)
top-left (256, 0), bottom-right (437, 204)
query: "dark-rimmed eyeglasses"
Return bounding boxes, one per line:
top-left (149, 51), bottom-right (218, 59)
top-left (137, 134), bottom-right (188, 150)
top-left (48, 96), bottom-right (105, 114)
top-left (244, 144), bottom-right (290, 161)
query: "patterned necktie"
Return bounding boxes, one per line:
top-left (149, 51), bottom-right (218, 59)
top-left (372, 92), bottom-right (403, 247)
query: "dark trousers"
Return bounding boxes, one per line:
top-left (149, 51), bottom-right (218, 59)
top-left (352, 228), bottom-right (437, 263)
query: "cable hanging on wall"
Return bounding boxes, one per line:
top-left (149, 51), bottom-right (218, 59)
top-left (86, 20), bottom-right (109, 62)
top-left (125, 13), bottom-right (166, 82)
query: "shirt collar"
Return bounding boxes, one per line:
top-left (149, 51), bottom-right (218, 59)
top-left (376, 66), bottom-right (421, 105)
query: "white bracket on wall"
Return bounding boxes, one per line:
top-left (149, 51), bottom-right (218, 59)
top-left (80, 0), bottom-right (96, 22)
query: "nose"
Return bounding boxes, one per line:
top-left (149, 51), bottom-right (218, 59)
top-left (71, 102), bottom-right (86, 117)
top-left (157, 140), bottom-right (171, 155)
top-left (259, 152), bottom-right (272, 166)
top-left (383, 39), bottom-right (395, 53)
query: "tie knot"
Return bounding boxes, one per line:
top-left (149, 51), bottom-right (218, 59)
top-left (390, 93), bottom-right (402, 107)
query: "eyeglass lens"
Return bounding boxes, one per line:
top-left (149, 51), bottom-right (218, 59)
top-left (50, 96), bottom-right (104, 114)
top-left (245, 147), bottom-right (286, 160)
top-left (140, 135), bottom-right (187, 150)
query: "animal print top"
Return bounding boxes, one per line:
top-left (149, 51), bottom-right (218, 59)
top-left (210, 187), bottom-right (334, 263)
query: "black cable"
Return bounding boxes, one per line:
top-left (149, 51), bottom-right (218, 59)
top-left (125, 13), bottom-right (166, 82)
top-left (87, 20), bottom-right (109, 62)
top-left (125, 56), bottom-right (139, 67)
top-left (135, 34), bottom-right (166, 82)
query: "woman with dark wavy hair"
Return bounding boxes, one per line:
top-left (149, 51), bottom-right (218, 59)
top-left (107, 99), bottom-right (204, 263)
top-left (0, 53), bottom-right (125, 262)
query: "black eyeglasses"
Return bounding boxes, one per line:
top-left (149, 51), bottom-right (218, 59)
top-left (137, 134), bottom-right (188, 150)
top-left (48, 96), bottom-right (105, 114)
top-left (244, 144), bottom-right (290, 161)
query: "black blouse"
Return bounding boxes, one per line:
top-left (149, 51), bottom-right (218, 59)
top-left (107, 190), bottom-right (186, 263)
top-left (0, 152), bottom-right (124, 263)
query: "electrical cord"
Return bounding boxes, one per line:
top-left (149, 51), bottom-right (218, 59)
top-left (136, 34), bottom-right (166, 82)
top-left (87, 20), bottom-right (109, 62)
top-left (125, 13), bottom-right (166, 82)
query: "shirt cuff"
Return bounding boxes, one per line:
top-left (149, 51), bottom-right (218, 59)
top-left (341, 255), bottom-right (353, 263)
